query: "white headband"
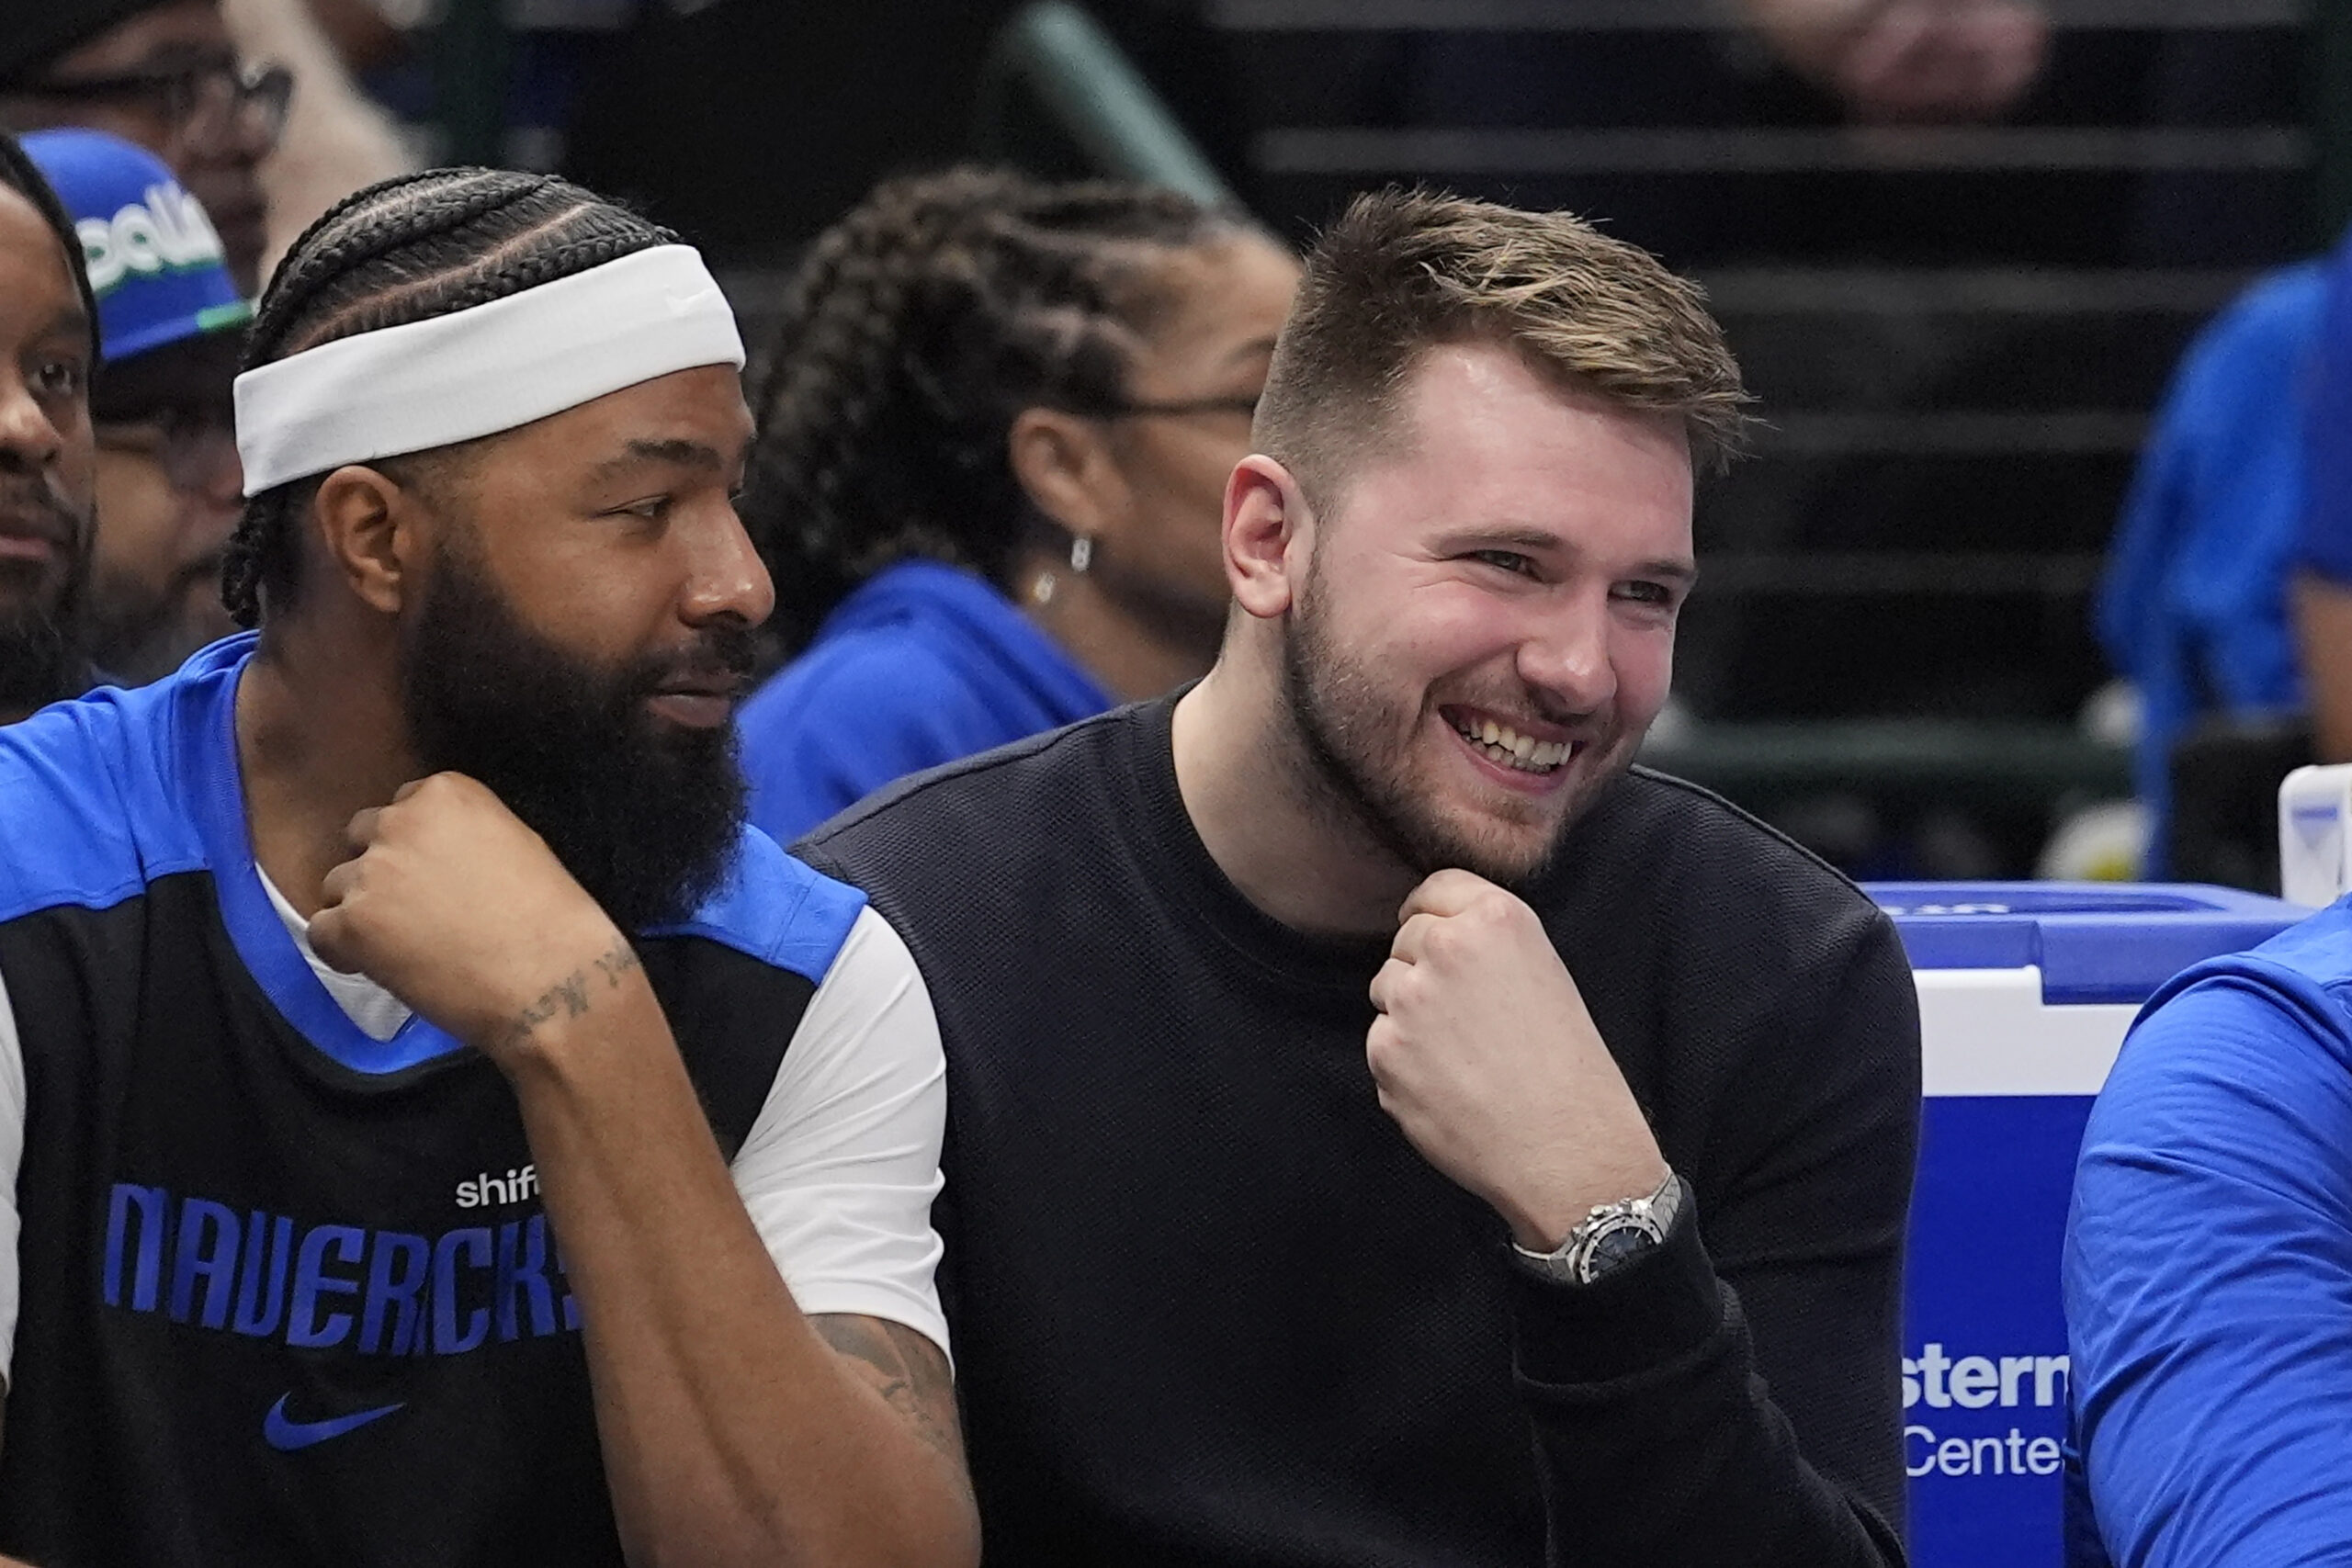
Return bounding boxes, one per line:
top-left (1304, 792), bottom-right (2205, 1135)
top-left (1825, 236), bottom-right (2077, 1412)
top-left (233, 244), bottom-right (745, 496)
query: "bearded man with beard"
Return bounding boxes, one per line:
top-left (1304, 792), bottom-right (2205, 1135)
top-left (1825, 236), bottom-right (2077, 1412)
top-left (0, 130), bottom-right (101, 725)
top-left (800, 188), bottom-right (1922, 1568)
top-left (0, 168), bottom-right (978, 1568)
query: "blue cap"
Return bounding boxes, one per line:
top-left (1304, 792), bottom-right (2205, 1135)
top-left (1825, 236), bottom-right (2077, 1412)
top-left (19, 129), bottom-right (253, 365)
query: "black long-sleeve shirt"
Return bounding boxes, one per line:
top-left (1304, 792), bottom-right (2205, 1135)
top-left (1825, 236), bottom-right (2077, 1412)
top-left (800, 695), bottom-right (1920, 1567)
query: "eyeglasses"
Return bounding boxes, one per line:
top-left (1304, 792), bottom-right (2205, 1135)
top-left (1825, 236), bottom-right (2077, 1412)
top-left (28, 60), bottom-right (293, 153)
top-left (95, 411), bottom-right (239, 493)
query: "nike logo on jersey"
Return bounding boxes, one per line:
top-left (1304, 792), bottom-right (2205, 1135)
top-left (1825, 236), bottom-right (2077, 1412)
top-left (263, 1393), bottom-right (403, 1451)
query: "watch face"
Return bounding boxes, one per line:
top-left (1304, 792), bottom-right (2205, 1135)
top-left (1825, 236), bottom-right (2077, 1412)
top-left (1582, 1221), bottom-right (1660, 1281)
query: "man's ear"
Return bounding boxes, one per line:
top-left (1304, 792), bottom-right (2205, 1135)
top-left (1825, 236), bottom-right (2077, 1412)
top-left (1007, 407), bottom-right (1122, 542)
top-left (1225, 455), bottom-right (1306, 621)
top-left (311, 464), bottom-right (421, 617)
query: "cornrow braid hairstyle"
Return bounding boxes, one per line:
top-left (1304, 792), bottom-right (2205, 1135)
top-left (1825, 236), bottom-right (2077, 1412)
top-left (220, 167), bottom-right (677, 629)
top-left (0, 128), bottom-right (98, 355)
top-left (743, 165), bottom-right (1249, 653)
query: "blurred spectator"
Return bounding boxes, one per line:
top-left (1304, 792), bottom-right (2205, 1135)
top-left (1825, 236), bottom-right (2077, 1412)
top-left (26, 130), bottom-right (248, 684)
top-left (218, 0), bottom-right (413, 275)
top-left (1738, 0), bottom-right (2050, 123)
top-left (2097, 261), bottom-right (2324, 873)
top-left (0, 0), bottom-right (407, 293)
top-left (2294, 231), bottom-right (2352, 764)
top-left (734, 168), bottom-right (1298, 842)
top-left (0, 0), bottom-right (286, 292)
top-left (0, 130), bottom-right (102, 724)
top-left (316, 0), bottom-right (627, 173)
top-left (1396, 0), bottom-right (2052, 272)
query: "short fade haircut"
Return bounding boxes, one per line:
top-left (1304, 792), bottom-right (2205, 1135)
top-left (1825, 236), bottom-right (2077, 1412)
top-left (1254, 187), bottom-right (1752, 512)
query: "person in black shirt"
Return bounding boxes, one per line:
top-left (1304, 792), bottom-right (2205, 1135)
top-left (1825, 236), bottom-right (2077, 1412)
top-left (800, 186), bottom-right (1919, 1567)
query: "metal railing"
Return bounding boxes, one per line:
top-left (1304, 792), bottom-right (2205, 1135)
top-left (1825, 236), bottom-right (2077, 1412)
top-left (972, 2), bottom-right (1237, 206)
top-left (1641, 721), bottom-right (2131, 813)
top-left (1211, 0), bottom-right (2306, 30)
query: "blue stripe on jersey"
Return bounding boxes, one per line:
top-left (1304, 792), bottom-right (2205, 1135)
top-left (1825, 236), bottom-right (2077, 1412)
top-left (177, 656), bottom-right (475, 1075)
top-left (0, 635), bottom-right (872, 1074)
top-left (0, 643), bottom-right (222, 925)
top-left (644, 825), bottom-right (867, 987)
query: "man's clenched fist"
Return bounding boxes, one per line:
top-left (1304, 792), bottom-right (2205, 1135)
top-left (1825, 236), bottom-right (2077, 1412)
top-left (308, 773), bottom-right (639, 1065)
top-left (1366, 869), bottom-right (1668, 1252)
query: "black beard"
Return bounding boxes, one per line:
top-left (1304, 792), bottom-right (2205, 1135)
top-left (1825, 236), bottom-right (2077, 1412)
top-left (0, 550), bottom-right (92, 718)
top-left (399, 543), bottom-right (753, 933)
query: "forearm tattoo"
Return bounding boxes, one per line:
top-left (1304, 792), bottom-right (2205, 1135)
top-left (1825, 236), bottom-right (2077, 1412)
top-left (500, 940), bottom-right (643, 1052)
top-left (811, 1314), bottom-right (969, 1475)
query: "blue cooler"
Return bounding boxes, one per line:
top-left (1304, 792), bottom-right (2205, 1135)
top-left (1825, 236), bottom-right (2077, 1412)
top-left (1862, 882), bottom-right (2305, 1568)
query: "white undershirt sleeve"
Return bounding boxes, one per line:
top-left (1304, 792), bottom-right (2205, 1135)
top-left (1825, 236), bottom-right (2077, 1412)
top-left (0, 913), bottom-right (944, 1384)
top-left (729, 905), bottom-right (950, 1361)
top-left (0, 965), bottom-right (26, 1384)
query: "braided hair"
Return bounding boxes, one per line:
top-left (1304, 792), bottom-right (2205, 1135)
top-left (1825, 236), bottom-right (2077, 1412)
top-left (744, 166), bottom-right (1248, 653)
top-left (0, 128), bottom-right (97, 354)
top-left (220, 168), bottom-right (676, 629)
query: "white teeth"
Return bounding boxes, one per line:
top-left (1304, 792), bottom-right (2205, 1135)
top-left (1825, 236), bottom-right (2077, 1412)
top-left (1451, 716), bottom-right (1576, 774)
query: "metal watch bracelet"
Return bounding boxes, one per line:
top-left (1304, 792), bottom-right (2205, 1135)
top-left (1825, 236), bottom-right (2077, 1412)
top-left (1510, 1168), bottom-right (1683, 1287)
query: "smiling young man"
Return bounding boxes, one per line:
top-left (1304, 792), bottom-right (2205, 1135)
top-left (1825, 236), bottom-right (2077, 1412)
top-left (800, 188), bottom-right (1921, 1566)
top-left (0, 130), bottom-right (101, 725)
top-left (0, 168), bottom-right (978, 1567)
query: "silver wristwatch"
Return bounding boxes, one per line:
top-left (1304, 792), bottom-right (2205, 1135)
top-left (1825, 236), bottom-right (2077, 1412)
top-left (1510, 1168), bottom-right (1682, 1287)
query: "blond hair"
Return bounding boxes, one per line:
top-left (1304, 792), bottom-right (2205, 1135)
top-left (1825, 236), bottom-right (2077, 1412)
top-left (1256, 187), bottom-right (1753, 506)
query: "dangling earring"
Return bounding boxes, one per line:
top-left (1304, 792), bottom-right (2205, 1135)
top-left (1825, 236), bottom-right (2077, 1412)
top-left (1032, 535), bottom-right (1092, 606)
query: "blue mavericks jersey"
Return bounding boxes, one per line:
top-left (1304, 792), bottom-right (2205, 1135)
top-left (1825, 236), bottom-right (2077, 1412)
top-left (0, 637), bottom-right (865, 1565)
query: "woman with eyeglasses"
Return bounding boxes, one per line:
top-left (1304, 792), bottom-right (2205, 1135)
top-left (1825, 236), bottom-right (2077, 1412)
top-left (736, 166), bottom-right (1300, 843)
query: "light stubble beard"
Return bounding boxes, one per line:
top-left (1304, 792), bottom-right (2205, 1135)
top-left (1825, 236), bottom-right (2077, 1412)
top-left (1273, 569), bottom-right (1637, 894)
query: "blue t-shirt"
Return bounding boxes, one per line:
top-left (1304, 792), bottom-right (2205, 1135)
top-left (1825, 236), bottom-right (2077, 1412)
top-left (2096, 260), bottom-right (2325, 867)
top-left (2064, 897), bottom-right (2352, 1567)
top-left (737, 560), bottom-right (1113, 843)
top-left (2297, 228), bottom-right (2352, 587)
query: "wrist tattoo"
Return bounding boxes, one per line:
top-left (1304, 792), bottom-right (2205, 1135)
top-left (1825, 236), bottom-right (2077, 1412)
top-left (592, 944), bottom-right (641, 987)
top-left (501, 940), bottom-right (641, 1051)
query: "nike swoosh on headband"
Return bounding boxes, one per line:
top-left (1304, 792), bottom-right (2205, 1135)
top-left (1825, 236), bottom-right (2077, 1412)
top-left (232, 243), bottom-right (745, 496)
top-left (262, 1393), bottom-right (405, 1451)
